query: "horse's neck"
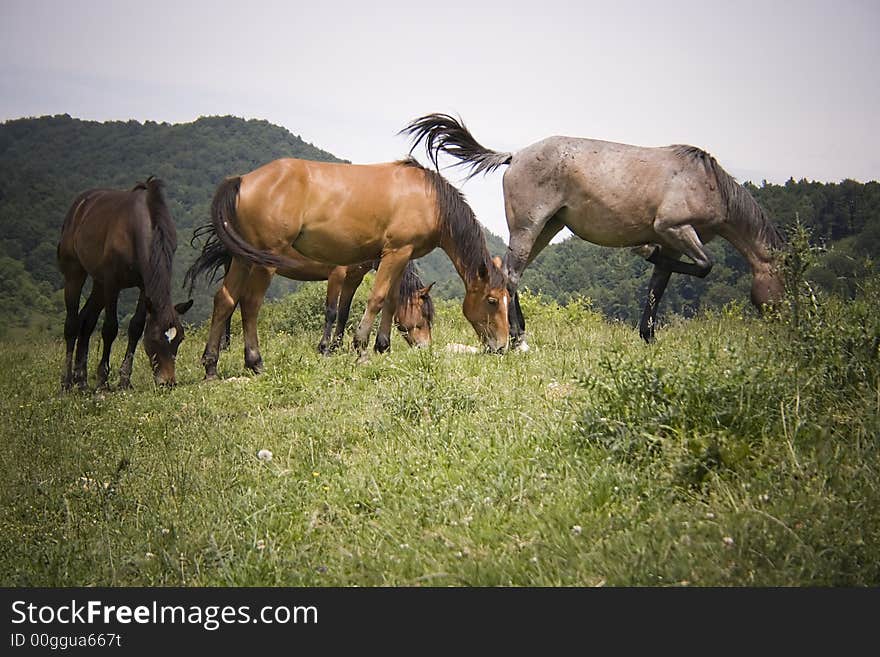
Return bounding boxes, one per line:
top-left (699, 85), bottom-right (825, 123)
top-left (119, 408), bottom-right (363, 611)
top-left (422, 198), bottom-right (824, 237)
top-left (439, 233), bottom-right (478, 287)
top-left (719, 224), bottom-right (777, 275)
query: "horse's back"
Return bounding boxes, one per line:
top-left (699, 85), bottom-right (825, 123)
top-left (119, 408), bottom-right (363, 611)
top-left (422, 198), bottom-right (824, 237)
top-left (59, 187), bottom-right (151, 280)
top-left (505, 136), bottom-right (723, 247)
top-left (236, 157), bottom-right (437, 265)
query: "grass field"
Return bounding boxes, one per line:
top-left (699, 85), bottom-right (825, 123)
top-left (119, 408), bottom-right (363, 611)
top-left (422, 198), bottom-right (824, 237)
top-left (1, 280), bottom-right (878, 586)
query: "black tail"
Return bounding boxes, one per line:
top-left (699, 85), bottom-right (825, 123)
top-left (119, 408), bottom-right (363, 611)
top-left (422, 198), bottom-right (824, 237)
top-left (400, 113), bottom-right (512, 180)
top-left (183, 222), bottom-right (231, 296)
top-left (210, 176), bottom-right (302, 272)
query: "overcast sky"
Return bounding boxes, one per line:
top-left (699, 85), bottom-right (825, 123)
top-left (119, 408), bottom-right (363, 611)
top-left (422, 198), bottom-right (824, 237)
top-left (1, 0), bottom-right (878, 240)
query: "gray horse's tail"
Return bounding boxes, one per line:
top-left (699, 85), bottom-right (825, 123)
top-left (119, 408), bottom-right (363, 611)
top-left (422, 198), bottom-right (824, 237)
top-left (400, 113), bottom-right (512, 180)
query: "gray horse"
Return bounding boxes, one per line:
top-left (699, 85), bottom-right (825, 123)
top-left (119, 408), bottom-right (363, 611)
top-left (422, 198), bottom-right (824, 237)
top-left (402, 113), bottom-right (785, 349)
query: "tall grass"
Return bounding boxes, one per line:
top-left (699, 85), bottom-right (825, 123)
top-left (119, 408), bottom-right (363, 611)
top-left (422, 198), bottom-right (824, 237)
top-left (1, 273), bottom-right (877, 586)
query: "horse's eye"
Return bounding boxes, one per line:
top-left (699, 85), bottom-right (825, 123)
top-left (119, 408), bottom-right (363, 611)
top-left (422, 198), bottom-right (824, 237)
top-left (487, 297), bottom-right (498, 306)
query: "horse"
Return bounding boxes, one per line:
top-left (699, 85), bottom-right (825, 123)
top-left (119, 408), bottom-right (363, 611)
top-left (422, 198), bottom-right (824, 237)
top-left (402, 113), bottom-right (786, 349)
top-left (184, 222), bottom-right (435, 371)
top-left (57, 177), bottom-right (193, 390)
top-left (200, 156), bottom-right (508, 376)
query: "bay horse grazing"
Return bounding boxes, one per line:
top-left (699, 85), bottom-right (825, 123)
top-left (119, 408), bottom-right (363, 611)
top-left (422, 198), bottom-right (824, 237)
top-left (202, 156), bottom-right (508, 375)
top-left (57, 177), bottom-right (193, 390)
top-left (184, 222), bottom-right (435, 370)
top-left (402, 114), bottom-right (786, 348)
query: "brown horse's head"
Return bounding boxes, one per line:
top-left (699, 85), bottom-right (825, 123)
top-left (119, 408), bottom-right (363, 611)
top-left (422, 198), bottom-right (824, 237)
top-left (143, 299), bottom-right (193, 386)
top-left (463, 257), bottom-right (509, 353)
top-left (395, 282), bottom-right (434, 348)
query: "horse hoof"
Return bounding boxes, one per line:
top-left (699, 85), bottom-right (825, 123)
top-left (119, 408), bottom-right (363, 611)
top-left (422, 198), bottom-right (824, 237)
top-left (513, 340), bottom-right (530, 353)
top-left (204, 373), bottom-right (218, 382)
top-left (356, 353), bottom-right (370, 365)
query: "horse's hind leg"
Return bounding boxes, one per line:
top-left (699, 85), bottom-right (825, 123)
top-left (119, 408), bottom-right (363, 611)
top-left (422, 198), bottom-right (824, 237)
top-left (202, 257), bottom-right (250, 380)
top-left (119, 293), bottom-right (147, 389)
top-left (221, 313), bottom-right (233, 351)
top-left (96, 287), bottom-right (120, 389)
top-left (239, 266), bottom-right (273, 374)
top-left (73, 284), bottom-right (105, 390)
top-left (318, 267), bottom-right (347, 355)
top-left (61, 270), bottom-right (87, 391)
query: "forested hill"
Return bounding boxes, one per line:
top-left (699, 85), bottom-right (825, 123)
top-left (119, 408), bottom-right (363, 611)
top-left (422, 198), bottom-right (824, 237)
top-left (0, 114), bottom-right (351, 327)
top-left (1, 114), bottom-right (878, 335)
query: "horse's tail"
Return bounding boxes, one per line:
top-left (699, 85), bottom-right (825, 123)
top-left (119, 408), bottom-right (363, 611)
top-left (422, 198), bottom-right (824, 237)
top-left (142, 176), bottom-right (177, 308)
top-left (183, 223), bottom-right (232, 296)
top-left (210, 176), bottom-right (301, 271)
top-left (400, 113), bottom-right (512, 180)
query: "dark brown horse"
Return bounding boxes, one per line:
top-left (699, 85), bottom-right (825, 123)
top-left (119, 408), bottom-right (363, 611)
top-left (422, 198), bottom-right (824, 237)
top-left (202, 156), bottom-right (508, 376)
top-left (184, 222), bottom-right (435, 371)
top-left (403, 113), bottom-right (785, 348)
top-left (57, 177), bottom-right (193, 389)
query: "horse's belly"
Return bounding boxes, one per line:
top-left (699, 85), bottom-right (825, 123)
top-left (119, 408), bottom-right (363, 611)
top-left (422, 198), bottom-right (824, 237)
top-left (562, 206), bottom-right (654, 248)
top-left (291, 225), bottom-right (383, 266)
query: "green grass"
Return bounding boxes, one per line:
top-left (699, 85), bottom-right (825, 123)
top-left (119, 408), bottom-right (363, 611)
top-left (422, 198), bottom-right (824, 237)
top-left (1, 283), bottom-right (878, 586)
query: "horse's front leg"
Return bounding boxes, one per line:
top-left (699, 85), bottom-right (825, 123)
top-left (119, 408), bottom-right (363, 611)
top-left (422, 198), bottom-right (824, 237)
top-left (239, 266), bottom-right (273, 374)
top-left (353, 251), bottom-right (410, 361)
top-left (202, 258), bottom-right (249, 380)
top-left (119, 293), bottom-right (147, 389)
top-left (96, 287), bottom-right (120, 389)
top-left (639, 265), bottom-right (672, 343)
top-left (326, 265), bottom-right (368, 354)
top-left (504, 216), bottom-right (564, 352)
top-left (374, 276), bottom-right (402, 354)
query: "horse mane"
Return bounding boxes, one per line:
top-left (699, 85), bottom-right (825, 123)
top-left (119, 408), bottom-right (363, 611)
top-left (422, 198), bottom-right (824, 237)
top-left (397, 260), bottom-right (435, 327)
top-left (672, 146), bottom-right (785, 251)
top-left (141, 176), bottom-right (178, 318)
top-left (398, 157), bottom-right (502, 287)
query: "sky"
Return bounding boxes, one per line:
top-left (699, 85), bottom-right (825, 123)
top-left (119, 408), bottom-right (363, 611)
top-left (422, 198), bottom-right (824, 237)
top-left (1, 0), bottom-right (878, 241)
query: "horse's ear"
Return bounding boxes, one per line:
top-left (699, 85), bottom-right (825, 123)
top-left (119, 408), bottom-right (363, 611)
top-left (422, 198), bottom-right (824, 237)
top-left (175, 299), bottom-right (194, 315)
top-left (492, 255), bottom-right (503, 270)
top-left (420, 282), bottom-right (435, 298)
top-left (478, 261), bottom-right (489, 281)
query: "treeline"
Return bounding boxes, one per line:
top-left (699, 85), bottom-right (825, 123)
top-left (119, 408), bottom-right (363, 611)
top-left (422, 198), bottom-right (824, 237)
top-left (0, 114), bottom-right (877, 335)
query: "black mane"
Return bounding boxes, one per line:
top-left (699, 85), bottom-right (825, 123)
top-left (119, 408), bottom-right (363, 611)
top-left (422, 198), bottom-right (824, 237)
top-left (141, 177), bottom-right (178, 319)
top-left (397, 260), bottom-right (434, 326)
top-left (398, 157), bottom-right (502, 288)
